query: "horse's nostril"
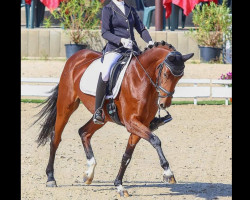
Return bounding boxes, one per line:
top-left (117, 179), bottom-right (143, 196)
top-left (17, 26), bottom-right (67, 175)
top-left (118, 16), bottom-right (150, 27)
top-left (160, 103), bottom-right (164, 108)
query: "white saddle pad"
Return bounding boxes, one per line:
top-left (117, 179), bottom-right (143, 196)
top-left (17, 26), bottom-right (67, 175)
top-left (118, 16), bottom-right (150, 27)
top-left (80, 52), bottom-right (132, 99)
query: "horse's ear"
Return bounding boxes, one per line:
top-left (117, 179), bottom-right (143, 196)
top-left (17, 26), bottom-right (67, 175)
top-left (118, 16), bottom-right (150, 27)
top-left (182, 53), bottom-right (194, 62)
top-left (168, 54), bottom-right (176, 62)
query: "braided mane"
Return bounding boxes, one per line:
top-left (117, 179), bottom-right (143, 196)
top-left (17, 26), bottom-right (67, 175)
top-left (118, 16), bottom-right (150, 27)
top-left (139, 40), bottom-right (176, 55)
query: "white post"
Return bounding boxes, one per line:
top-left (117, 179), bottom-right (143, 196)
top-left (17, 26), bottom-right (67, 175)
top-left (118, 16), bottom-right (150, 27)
top-left (225, 84), bottom-right (228, 105)
top-left (194, 83), bottom-right (197, 105)
top-left (194, 98), bottom-right (197, 105)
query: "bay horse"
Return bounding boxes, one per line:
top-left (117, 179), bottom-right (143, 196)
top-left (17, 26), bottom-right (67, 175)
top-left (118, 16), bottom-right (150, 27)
top-left (34, 41), bottom-right (194, 197)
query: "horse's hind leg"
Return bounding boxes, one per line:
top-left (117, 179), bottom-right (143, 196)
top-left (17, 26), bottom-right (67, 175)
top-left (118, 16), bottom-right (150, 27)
top-left (46, 97), bottom-right (80, 187)
top-left (78, 118), bottom-right (106, 184)
top-left (114, 133), bottom-right (141, 197)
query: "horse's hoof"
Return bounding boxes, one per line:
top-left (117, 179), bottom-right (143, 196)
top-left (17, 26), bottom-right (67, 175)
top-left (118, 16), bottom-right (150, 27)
top-left (123, 190), bottom-right (129, 197)
top-left (163, 174), bottom-right (177, 184)
top-left (117, 190), bottom-right (129, 198)
top-left (46, 180), bottom-right (57, 187)
top-left (83, 172), bottom-right (93, 185)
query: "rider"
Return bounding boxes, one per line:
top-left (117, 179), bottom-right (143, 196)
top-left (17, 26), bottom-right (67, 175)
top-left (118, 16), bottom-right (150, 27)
top-left (93, 0), bottom-right (154, 124)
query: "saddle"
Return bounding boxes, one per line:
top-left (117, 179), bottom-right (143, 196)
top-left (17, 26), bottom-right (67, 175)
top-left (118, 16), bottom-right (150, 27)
top-left (107, 53), bottom-right (131, 96)
top-left (106, 53), bottom-right (131, 126)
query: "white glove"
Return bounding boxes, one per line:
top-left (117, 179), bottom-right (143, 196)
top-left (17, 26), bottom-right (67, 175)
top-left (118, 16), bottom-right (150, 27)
top-left (147, 40), bottom-right (154, 47)
top-left (121, 38), bottom-right (133, 49)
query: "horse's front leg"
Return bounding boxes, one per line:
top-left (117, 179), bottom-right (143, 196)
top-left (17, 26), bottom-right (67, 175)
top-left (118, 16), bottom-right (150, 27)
top-left (126, 118), bottom-right (176, 184)
top-left (114, 133), bottom-right (141, 197)
top-left (150, 132), bottom-right (177, 184)
top-left (78, 118), bottom-right (106, 184)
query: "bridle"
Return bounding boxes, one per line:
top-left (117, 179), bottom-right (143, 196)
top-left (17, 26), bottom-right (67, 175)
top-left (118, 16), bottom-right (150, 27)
top-left (156, 62), bottom-right (175, 98)
top-left (132, 51), bottom-right (183, 100)
top-left (131, 50), bottom-right (184, 118)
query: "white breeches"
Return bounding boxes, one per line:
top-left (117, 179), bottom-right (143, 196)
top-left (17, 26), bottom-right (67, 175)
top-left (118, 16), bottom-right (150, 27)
top-left (100, 52), bottom-right (123, 81)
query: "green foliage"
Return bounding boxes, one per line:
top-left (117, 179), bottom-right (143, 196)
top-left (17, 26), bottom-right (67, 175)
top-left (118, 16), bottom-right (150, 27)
top-left (187, 2), bottom-right (232, 48)
top-left (43, 16), bottom-right (52, 28)
top-left (51, 0), bottom-right (102, 44)
top-left (21, 99), bottom-right (46, 103)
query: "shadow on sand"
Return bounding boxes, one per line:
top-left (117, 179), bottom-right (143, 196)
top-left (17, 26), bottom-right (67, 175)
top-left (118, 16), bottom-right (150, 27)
top-left (59, 180), bottom-right (232, 199)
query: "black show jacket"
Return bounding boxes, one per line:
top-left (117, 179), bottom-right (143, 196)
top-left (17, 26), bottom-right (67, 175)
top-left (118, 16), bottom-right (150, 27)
top-left (101, 1), bottom-right (152, 54)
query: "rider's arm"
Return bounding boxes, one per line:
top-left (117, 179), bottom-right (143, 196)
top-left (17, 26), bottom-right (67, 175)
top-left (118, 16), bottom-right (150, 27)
top-left (101, 6), bottom-right (122, 45)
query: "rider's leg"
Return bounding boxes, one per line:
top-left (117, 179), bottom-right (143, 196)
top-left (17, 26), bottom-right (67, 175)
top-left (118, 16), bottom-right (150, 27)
top-left (100, 52), bottom-right (123, 81)
top-left (93, 73), bottom-right (107, 124)
top-left (93, 52), bottom-right (122, 124)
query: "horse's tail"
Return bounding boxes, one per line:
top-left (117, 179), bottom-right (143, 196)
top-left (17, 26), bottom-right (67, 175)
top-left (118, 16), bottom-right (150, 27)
top-left (33, 84), bottom-right (59, 147)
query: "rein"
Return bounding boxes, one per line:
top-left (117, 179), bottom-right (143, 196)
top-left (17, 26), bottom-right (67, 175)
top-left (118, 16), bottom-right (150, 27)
top-left (130, 44), bottom-right (178, 119)
top-left (80, 44), bottom-right (175, 100)
top-left (131, 51), bottom-right (175, 99)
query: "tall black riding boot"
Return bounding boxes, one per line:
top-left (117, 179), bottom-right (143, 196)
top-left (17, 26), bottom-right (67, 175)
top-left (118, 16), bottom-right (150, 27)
top-left (93, 73), bottom-right (108, 124)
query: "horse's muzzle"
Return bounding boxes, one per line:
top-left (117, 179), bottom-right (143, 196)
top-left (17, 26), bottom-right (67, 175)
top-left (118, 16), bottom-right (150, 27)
top-left (160, 100), bottom-right (172, 108)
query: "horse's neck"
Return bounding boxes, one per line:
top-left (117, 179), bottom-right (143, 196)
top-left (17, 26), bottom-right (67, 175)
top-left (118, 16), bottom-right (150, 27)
top-left (138, 48), bottom-right (169, 80)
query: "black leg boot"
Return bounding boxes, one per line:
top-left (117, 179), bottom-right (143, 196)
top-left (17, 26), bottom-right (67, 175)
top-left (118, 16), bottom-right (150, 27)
top-left (93, 73), bottom-right (108, 124)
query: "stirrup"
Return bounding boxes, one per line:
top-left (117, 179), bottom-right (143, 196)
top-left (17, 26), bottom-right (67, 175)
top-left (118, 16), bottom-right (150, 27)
top-left (93, 109), bottom-right (105, 124)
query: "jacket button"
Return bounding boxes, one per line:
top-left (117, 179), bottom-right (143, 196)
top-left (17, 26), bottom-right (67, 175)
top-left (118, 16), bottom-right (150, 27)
top-left (126, 20), bottom-right (128, 22)
top-left (127, 29), bottom-right (129, 31)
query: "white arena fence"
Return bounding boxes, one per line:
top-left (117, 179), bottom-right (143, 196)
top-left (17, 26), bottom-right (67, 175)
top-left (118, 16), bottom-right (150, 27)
top-left (21, 78), bottom-right (232, 105)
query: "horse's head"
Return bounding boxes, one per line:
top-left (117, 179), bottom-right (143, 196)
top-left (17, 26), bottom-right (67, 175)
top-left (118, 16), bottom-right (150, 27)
top-left (157, 51), bottom-right (194, 108)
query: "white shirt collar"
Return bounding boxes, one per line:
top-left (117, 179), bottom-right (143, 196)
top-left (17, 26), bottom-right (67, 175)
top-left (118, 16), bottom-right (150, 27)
top-left (112, 0), bottom-right (125, 14)
top-left (112, 0), bottom-right (124, 7)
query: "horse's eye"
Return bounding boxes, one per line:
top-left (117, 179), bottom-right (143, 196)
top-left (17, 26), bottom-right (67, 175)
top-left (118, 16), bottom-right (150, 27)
top-left (164, 72), bottom-right (167, 77)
